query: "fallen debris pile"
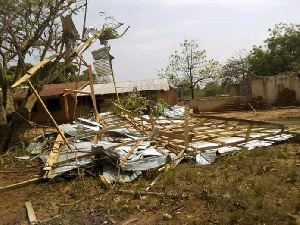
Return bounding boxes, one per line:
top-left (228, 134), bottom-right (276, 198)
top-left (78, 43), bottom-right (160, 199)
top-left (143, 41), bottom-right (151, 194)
top-left (224, 97), bottom-right (271, 111)
top-left (23, 104), bottom-right (294, 187)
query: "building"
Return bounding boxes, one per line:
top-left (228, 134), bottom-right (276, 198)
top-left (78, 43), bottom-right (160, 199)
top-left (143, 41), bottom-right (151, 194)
top-left (14, 81), bottom-right (88, 124)
top-left (230, 73), bottom-right (300, 104)
top-left (77, 78), bottom-right (178, 115)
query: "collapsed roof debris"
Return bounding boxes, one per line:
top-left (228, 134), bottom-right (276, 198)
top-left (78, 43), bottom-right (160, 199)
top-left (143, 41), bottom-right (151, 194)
top-left (22, 104), bottom-right (294, 186)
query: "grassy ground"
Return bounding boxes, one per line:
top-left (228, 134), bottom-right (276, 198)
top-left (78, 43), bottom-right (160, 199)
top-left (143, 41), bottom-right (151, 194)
top-left (0, 109), bottom-right (299, 224)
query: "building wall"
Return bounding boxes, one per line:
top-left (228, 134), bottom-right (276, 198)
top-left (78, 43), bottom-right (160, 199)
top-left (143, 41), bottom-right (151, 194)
top-left (156, 89), bottom-right (178, 105)
top-left (230, 85), bottom-right (240, 96)
top-left (76, 89), bottom-right (179, 117)
top-left (251, 74), bottom-right (300, 103)
top-left (189, 95), bottom-right (253, 112)
top-left (14, 95), bottom-right (77, 124)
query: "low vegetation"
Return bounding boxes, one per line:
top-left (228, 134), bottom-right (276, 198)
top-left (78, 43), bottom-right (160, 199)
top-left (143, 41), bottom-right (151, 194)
top-left (0, 134), bottom-right (298, 224)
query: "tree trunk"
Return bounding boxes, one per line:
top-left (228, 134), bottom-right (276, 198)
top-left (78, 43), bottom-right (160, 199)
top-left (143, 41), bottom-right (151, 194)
top-left (189, 69), bottom-right (194, 99)
top-left (190, 85), bottom-right (195, 99)
top-left (0, 60), bottom-right (64, 152)
top-left (0, 90), bottom-right (31, 152)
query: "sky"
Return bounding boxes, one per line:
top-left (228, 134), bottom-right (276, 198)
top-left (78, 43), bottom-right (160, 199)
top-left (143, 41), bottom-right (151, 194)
top-left (73, 0), bottom-right (299, 82)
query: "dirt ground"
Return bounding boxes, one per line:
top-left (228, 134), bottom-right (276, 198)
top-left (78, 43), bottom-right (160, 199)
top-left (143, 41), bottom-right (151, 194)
top-left (0, 108), bottom-right (299, 225)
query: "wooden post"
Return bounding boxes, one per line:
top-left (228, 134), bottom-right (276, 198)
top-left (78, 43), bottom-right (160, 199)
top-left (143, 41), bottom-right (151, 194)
top-left (150, 114), bottom-right (154, 129)
top-left (88, 65), bottom-right (100, 122)
top-left (63, 95), bottom-right (69, 122)
top-left (88, 65), bottom-right (101, 143)
top-left (27, 81), bottom-right (73, 151)
top-left (109, 58), bottom-right (120, 103)
top-left (245, 124), bottom-right (253, 140)
top-left (184, 105), bottom-right (189, 151)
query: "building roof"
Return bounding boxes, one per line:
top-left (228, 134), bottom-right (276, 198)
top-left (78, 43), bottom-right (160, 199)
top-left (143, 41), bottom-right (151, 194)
top-left (78, 78), bottom-right (170, 96)
top-left (14, 81), bottom-right (88, 99)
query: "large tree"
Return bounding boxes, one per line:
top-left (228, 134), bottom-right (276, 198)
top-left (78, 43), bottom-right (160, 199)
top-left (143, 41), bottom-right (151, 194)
top-left (0, 0), bottom-right (79, 151)
top-left (158, 40), bottom-right (221, 99)
top-left (0, 0), bottom-right (128, 152)
top-left (248, 23), bottom-right (300, 76)
top-left (222, 50), bottom-right (249, 84)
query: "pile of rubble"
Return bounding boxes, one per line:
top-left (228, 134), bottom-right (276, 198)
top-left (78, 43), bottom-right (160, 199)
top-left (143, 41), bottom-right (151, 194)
top-left (224, 97), bottom-right (271, 111)
top-left (24, 104), bottom-right (294, 187)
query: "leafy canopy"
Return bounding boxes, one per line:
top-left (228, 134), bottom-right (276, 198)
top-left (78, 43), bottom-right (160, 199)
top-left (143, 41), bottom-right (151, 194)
top-left (158, 40), bottom-right (221, 99)
top-left (248, 23), bottom-right (300, 76)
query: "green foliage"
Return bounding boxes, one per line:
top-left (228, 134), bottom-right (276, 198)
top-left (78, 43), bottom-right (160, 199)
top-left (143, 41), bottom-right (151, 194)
top-left (202, 81), bottom-right (227, 97)
top-left (150, 99), bottom-right (168, 117)
top-left (100, 27), bottom-right (119, 40)
top-left (120, 90), bottom-right (148, 113)
top-left (221, 50), bottom-right (249, 86)
top-left (50, 63), bottom-right (80, 83)
top-left (248, 23), bottom-right (300, 76)
top-left (112, 90), bottom-right (169, 116)
top-left (158, 39), bottom-right (221, 99)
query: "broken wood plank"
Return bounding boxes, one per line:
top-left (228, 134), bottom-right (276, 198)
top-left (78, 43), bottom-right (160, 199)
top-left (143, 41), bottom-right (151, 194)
top-left (0, 178), bottom-right (41, 192)
top-left (146, 150), bottom-right (184, 191)
top-left (189, 118), bottom-right (207, 131)
top-left (45, 132), bottom-right (65, 178)
top-left (25, 93), bottom-right (38, 112)
top-left (185, 105), bottom-right (189, 150)
top-left (25, 201), bottom-right (37, 224)
top-left (122, 218), bottom-right (139, 225)
top-left (75, 26), bottom-right (105, 54)
top-left (188, 130), bottom-right (285, 153)
top-left (88, 64), bottom-right (100, 127)
top-left (45, 132), bottom-right (64, 168)
top-left (27, 80), bottom-right (73, 152)
top-left (196, 115), bottom-right (285, 129)
top-left (11, 53), bottom-right (60, 88)
top-left (245, 124), bottom-right (253, 140)
top-left (120, 139), bottom-right (143, 167)
top-left (109, 58), bottom-right (120, 103)
top-left (159, 130), bottom-right (193, 142)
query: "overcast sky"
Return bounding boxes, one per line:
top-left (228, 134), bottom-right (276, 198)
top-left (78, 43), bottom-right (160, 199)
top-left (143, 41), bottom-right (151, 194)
top-left (74, 0), bottom-right (299, 82)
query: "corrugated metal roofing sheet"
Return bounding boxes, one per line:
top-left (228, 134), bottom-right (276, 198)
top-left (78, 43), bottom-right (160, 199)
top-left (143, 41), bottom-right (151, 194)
top-left (78, 78), bottom-right (170, 96)
top-left (14, 81), bottom-right (88, 99)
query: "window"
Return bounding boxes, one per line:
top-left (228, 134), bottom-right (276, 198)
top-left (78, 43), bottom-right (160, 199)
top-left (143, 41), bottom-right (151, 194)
top-left (32, 102), bottom-right (38, 112)
top-left (141, 91), bottom-right (157, 100)
top-left (46, 98), bottom-right (61, 111)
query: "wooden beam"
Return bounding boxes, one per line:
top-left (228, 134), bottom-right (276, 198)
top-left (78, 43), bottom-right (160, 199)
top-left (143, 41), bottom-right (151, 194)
top-left (109, 58), bottom-right (120, 103)
top-left (184, 105), bottom-right (189, 151)
top-left (44, 132), bottom-right (65, 178)
top-left (25, 93), bottom-right (38, 112)
top-left (188, 130), bottom-right (285, 153)
top-left (74, 26), bottom-right (106, 55)
top-left (196, 115), bottom-right (285, 129)
top-left (27, 81), bottom-right (73, 151)
top-left (11, 53), bottom-right (60, 88)
top-left (25, 201), bottom-right (37, 224)
top-left (88, 65), bottom-right (100, 123)
top-left (245, 124), bottom-right (253, 140)
top-left (159, 130), bottom-right (193, 141)
top-left (120, 139), bottom-right (142, 167)
top-left (0, 178), bottom-right (41, 192)
top-left (63, 96), bottom-right (69, 121)
top-left (189, 118), bottom-right (207, 131)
